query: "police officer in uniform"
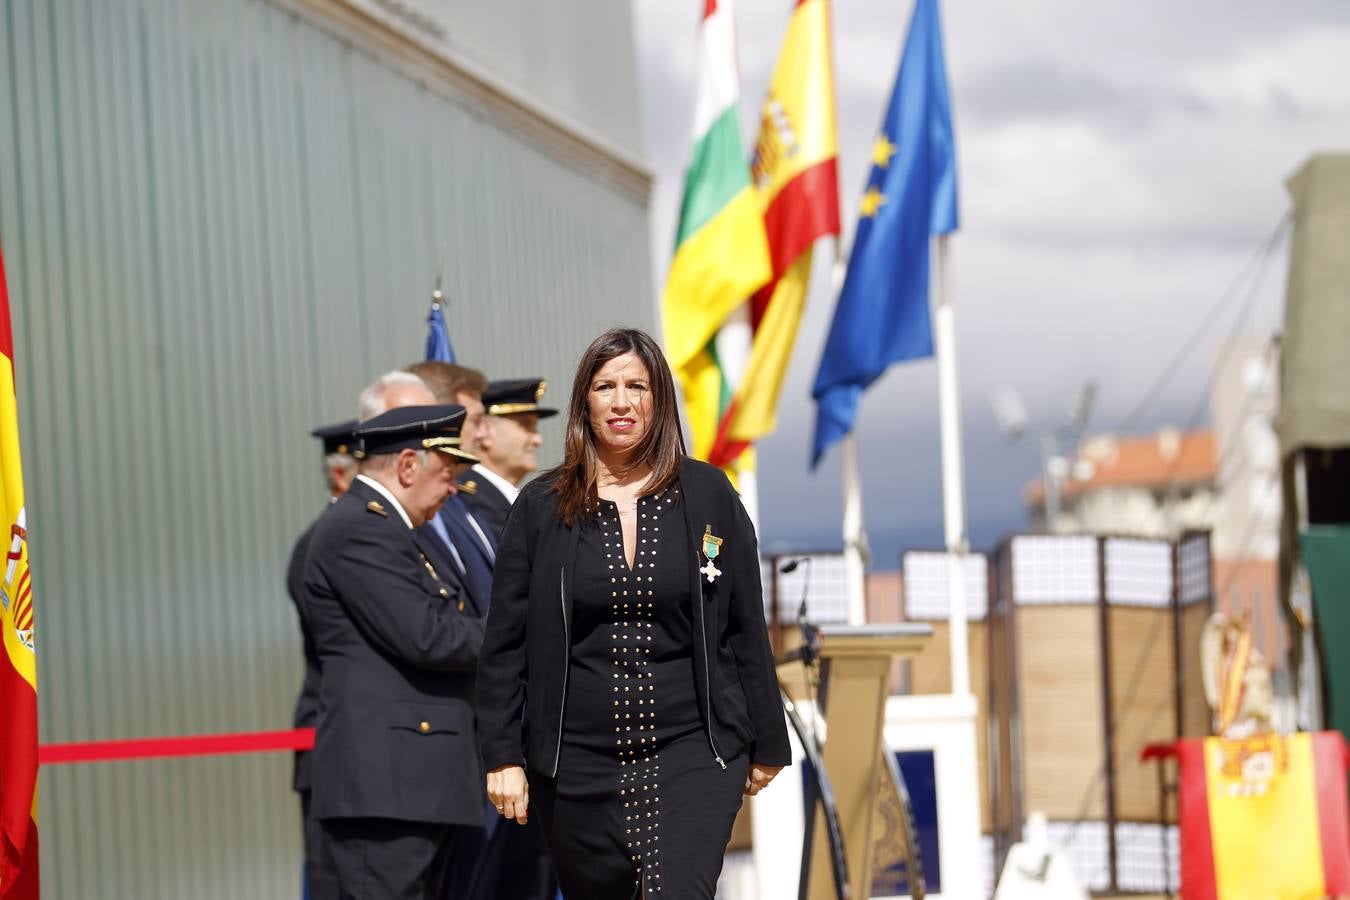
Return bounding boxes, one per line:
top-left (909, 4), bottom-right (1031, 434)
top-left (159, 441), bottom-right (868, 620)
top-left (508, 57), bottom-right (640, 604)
top-left (286, 419), bottom-right (357, 897)
top-left (457, 378), bottom-right (557, 541)
top-left (305, 403), bottom-right (486, 899)
top-left (407, 369), bottom-right (561, 895)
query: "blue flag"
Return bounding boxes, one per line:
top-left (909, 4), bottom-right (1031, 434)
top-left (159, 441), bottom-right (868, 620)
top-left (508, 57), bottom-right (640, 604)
top-left (810, 0), bottom-right (957, 467)
top-left (425, 301), bottom-right (456, 363)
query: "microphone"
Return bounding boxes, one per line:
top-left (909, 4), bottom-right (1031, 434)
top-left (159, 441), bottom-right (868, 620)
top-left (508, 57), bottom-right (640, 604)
top-left (779, 556), bottom-right (818, 664)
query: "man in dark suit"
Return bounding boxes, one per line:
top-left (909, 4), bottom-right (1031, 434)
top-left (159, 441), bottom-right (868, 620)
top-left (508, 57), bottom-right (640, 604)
top-left (305, 402), bottom-right (486, 900)
top-left (403, 366), bottom-right (558, 899)
top-left (286, 419), bottom-right (357, 898)
top-left (403, 362), bottom-right (497, 615)
top-left (456, 378), bottom-right (557, 541)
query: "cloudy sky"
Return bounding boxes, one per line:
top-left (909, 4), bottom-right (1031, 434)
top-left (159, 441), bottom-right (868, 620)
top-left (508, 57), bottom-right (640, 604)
top-left (630, 0), bottom-right (1350, 567)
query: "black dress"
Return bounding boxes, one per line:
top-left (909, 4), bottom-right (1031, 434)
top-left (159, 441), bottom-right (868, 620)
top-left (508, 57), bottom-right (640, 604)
top-left (529, 487), bottom-right (748, 899)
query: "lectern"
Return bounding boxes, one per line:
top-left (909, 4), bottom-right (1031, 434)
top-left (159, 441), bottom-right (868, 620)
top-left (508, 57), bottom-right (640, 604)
top-left (801, 623), bottom-right (933, 900)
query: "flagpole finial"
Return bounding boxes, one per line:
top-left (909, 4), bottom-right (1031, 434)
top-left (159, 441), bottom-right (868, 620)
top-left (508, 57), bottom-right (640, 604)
top-left (431, 241), bottom-right (448, 309)
top-left (425, 261), bottom-right (456, 363)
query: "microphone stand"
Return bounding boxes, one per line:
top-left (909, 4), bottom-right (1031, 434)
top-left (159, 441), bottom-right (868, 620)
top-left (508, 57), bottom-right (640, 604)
top-left (777, 557), bottom-right (849, 900)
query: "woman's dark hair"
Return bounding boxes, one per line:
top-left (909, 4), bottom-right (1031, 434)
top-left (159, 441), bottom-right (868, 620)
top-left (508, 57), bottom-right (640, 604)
top-left (549, 327), bottom-right (686, 526)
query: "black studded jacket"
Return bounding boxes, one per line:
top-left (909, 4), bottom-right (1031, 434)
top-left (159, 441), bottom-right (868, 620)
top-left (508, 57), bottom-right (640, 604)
top-left (475, 457), bottom-right (791, 776)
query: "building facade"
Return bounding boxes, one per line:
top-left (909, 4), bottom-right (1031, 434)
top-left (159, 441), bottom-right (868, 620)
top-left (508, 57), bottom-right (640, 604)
top-left (1024, 428), bottom-right (1218, 539)
top-left (1022, 335), bottom-right (1286, 664)
top-left (0, 1), bottom-right (652, 896)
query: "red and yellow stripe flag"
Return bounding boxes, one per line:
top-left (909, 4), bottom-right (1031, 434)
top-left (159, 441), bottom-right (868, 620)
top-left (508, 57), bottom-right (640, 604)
top-left (704, 0), bottom-right (840, 474)
top-left (0, 244), bottom-right (38, 900)
top-left (1178, 732), bottom-right (1350, 899)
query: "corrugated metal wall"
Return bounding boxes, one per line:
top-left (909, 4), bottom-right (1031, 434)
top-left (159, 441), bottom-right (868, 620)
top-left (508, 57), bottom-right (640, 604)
top-left (0, 0), bottom-right (653, 896)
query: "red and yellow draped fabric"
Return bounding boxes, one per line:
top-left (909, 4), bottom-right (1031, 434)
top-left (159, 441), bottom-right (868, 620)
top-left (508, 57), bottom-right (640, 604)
top-left (704, 0), bottom-right (840, 474)
top-left (0, 245), bottom-right (38, 900)
top-left (1217, 625), bottom-right (1253, 734)
top-left (1177, 732), bottom-right (1350, 899)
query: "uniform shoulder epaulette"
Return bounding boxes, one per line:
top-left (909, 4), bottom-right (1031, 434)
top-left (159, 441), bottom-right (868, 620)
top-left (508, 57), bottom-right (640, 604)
top-left (460, 480), bottom-right (478, 495)
top-left (366, 500), bottom-right (388, 518)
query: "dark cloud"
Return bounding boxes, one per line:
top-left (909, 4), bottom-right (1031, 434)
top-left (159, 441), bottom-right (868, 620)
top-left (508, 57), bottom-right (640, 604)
top-left (757, 415), bottom-right (1036, 563)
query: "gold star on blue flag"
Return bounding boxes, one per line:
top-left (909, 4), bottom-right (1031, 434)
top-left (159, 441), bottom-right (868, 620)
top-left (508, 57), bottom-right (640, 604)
top-left (871, 135), bottom-right (896, 168)
top-left (859, 186), bottom-right (887, 218)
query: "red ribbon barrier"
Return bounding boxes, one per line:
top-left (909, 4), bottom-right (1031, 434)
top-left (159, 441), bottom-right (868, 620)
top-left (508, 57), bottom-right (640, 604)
top-left (38, 727), bottom-right (315, 765)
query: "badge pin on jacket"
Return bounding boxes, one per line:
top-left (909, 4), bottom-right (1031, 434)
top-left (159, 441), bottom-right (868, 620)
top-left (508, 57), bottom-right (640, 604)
top-left (701, 525), bottom-right (724, 584)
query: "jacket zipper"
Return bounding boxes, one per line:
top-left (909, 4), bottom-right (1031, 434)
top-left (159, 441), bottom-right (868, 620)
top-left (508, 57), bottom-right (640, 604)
top-left (552, 565), bottom-right (569, 777)
top-left (693, 550), bottom-right (727, 769)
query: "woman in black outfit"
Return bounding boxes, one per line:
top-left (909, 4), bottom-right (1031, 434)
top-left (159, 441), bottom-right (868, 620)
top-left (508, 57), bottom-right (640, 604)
top-left (475, 327), bottom-right (790, 899)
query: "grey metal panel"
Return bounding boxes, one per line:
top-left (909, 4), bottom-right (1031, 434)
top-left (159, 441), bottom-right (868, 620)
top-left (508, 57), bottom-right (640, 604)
top-left (401, 0), bottom-right (646, 160)
top-left (0, 0), bottom-right (653, 896)
top-left (333, 0), bottom-right (647, 175)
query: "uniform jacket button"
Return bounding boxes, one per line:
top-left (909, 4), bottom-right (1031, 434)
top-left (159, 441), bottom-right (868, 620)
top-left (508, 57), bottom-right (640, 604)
top-left (419, 721), bottom-right (431, 733)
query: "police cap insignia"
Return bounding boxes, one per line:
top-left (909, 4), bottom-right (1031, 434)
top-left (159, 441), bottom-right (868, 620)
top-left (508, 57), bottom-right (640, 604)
top-left (483, 378), bottom-right (558, 419)
top-left (352, 404), bottom-right (479, 463)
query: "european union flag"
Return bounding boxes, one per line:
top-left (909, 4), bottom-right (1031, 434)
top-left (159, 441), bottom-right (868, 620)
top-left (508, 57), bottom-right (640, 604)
top-left (810, 0), bottom-right (957, 467)
top-left (426, 299), bottom-right (456, 363)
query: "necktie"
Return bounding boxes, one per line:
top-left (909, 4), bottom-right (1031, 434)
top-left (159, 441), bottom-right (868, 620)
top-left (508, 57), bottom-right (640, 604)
top-left (427, 513), bottom-right (466, 576)
top-left (442, 497), bottom-right (495, 612)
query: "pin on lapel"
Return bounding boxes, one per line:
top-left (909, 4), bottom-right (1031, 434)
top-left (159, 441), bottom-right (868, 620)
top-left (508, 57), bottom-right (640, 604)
top-left (700, 525), bottom-right (724, 584)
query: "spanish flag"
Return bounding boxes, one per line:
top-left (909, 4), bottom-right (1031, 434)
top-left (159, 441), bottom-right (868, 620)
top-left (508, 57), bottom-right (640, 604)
top-left (662, 0), bottom-right (772, 461)
top-left (706, 0), bottom-right (840, 473)
top-left (0, 244), bottom-right (38, 900)
top-left (1178, 732), bottom-right (1350, 899)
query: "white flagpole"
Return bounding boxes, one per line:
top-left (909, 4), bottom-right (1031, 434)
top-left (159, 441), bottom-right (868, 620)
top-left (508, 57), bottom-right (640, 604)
top-left (715, 305), bottom-right (759, 531)
top-left (933, 234), bottom-right (971, 696)
top-left (738, 464), bottom-right (760, 535)
top-left (841, 434), bottom-right (868, 625)
top-left (828, 250), bottom-right (869, 626)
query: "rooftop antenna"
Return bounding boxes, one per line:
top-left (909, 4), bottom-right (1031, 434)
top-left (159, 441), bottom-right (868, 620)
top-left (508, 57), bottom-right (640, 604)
top-left (992, 380), bottom-right (1097, 531)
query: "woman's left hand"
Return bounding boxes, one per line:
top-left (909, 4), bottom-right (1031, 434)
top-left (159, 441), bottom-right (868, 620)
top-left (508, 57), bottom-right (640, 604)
top-left (744, 763), bottom-right (783, 797)
top-left (487, 764), bottom-right (530, 825)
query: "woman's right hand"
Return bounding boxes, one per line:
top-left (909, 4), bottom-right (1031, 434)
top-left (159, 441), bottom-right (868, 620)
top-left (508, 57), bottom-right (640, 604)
top-left (486, 764), bottom-right (529, 825)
